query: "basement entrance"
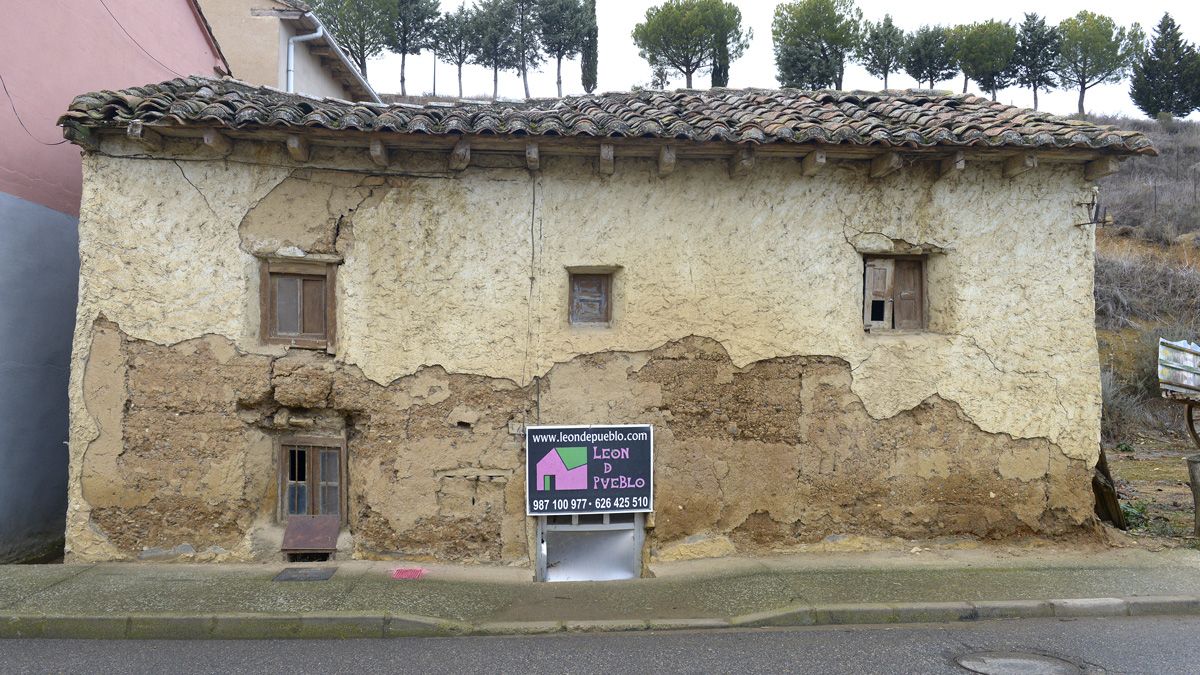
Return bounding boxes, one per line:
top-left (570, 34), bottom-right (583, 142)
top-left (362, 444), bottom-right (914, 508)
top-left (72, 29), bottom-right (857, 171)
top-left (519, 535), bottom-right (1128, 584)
top-left (536, 513), bottom-right (645, 582)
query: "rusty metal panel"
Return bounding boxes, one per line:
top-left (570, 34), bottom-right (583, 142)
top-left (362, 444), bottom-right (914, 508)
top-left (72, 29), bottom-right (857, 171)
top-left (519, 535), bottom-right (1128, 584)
top-left (281, 514), bottom-right (339, 552)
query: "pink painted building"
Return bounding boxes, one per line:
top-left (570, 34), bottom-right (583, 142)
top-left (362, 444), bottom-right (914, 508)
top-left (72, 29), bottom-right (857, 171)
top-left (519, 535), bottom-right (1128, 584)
top-left (0, 0), bottom-right (227, 562)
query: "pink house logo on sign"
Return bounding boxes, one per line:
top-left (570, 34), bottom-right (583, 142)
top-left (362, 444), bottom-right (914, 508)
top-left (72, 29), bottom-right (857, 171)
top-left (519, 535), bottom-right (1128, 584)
top-left (535, 446), bottom-right (588, 491)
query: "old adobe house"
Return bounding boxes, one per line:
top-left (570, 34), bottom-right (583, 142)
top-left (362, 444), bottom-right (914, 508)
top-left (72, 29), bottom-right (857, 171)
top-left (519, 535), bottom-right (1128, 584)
top-left (58, 77), bottom-right (1152, 565)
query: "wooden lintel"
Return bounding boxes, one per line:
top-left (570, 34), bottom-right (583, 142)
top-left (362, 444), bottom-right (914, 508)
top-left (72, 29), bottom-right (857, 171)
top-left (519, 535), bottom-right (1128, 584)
top-left (126, 121), bottom-right (161, 150)
top-left (939, 151), bottom-right (965, 178)
top-left (525, 142), bottom-right (540, 171)
top-left (202, 128), bottom-right (232, 156)
top-left (1084, 156), bottom-right (1120, 181)
top-left (801, 149), bottom-right (826, 176)
top-left (449, 139), bottom-right (471, 171)
top-left (729, 145), bottom-right (755, 178)
top-left (286, 135), bottom-right (310, 162)
top-left (1003, 153), bottom-right (1038, 178)
top-left (369, 138), bottom-right (389, 167)
top-left (869, 152), bottom-right (904, 179)
top-left (599, 143), bottom-right (614, 175)
top-left (657, 145), bottom-right (676, 177)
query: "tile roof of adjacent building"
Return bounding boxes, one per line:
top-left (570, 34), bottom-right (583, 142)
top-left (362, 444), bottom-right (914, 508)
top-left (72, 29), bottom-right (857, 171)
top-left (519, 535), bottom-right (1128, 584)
top-left (59, 77), bottom-right (1155, 155)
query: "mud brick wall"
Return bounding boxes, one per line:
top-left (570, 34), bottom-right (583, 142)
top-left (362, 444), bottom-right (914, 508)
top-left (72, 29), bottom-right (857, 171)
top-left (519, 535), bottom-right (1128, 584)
top-left (67, 137), bottom-right (1104, 561)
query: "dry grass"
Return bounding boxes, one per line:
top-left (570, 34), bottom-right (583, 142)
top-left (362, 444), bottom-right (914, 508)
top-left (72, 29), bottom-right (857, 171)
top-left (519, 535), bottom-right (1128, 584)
top-left (1094, 248), bottom-right (1200, 330)
top-left (1091, 114), bottom-right (1200, 244)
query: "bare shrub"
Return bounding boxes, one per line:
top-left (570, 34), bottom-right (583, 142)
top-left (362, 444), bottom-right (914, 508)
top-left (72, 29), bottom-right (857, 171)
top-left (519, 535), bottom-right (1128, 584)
top-left (1094, 251), bottom-right (1200, 330)
top-left (1101, 367), bottom-right (1146, 443)
top-left (1091, 115), bottom-right (1200, 243)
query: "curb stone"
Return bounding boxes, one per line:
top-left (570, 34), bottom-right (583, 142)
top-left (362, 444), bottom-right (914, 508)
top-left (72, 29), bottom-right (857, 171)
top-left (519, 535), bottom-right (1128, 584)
top-left (3, 596), bottom-right (1200, 639)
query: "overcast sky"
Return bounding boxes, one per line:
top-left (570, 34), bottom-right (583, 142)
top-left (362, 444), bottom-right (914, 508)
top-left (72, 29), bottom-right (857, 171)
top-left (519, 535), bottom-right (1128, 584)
top-left (365, 0), bottom-right (1199, 119)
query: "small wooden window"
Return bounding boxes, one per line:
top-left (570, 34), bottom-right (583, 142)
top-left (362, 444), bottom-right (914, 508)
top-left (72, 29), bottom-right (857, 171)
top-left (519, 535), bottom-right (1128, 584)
top-left (863, 256), bottom-right (924, 331)
top-left (261, 259), bottom-right (337, 349)
top-left (569, 272), bottom-right (612, 324)
top-left (280, 437), bottom-right (346, 523)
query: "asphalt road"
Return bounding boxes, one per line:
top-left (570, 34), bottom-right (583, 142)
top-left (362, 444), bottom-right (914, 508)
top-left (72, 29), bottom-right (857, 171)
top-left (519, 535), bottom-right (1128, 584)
top-left (2, 616), bottom-right (1196, 674)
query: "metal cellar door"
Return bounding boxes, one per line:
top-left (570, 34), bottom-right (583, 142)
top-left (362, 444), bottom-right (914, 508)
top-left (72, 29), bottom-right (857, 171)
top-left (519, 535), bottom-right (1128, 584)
top-left (536, 513), bottom-right (645, 582)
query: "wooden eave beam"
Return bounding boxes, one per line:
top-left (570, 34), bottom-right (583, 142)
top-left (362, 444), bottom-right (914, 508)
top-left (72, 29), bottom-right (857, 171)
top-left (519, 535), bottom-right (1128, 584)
top-left (729, 145), bottom-right (755, 178)
top-left (126, 120), bottom-right (161, 150)
top-left (801, 149), bottom-right (826, 176)
top-left (202, 128), bottom-right (232, 156)
top-left (657, 145), bottom-right (676, 177)
top-left (1003, 153), bottom-right (1038, 179)
top-left (369, 138), bottom-right (389, 167)
top-left (939, 151), bottom-right (965, 178)
top-left (599, 143), bottom-right (614, 175)
top-left (449, 139), bottom-right (471, 170)
top-left (286, 134), bottom-right (310, 162)
top-left (869, 152), bottom-right (903, 179)
top-left (1084, 156), bottom-right (1120, 181)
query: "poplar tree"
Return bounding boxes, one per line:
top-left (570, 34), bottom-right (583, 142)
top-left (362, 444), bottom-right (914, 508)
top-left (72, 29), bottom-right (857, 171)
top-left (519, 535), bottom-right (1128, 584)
top-left (580, 0), bottom-right (598, 93)
top-left (512, 0), bottom-right (543, 98)
top-left (1012, 13), bottom-right (1059, 110)
top-left (1055, 11), bottom-right (1136, 115)
top-left (957, 20), bottom-right (1018, 100)
top-left (857, 14), bottom-right (904, 90)
top-left (537, 0), bottom-right (587, 97)
top-left (903, 25), bottom-right (957, 90)
top-left (311, 0), bottom-right (391, 78)
top-left (470, 0), bottom-right (520, 99)
top-left (771, 0), bottom-right (862, 90)
top-left (387, 0), bottom-right (441, 96)
top-left (1130, 13), bottom-right (1200, 119)
top-left (435, 3), bottom-right (475, 98)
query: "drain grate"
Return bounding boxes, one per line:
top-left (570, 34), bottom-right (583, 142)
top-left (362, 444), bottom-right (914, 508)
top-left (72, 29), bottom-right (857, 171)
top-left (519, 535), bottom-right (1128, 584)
top-left (956, 652), bottom-right (1086, 675)
top-left (273, 567), bottom-right (337, 582)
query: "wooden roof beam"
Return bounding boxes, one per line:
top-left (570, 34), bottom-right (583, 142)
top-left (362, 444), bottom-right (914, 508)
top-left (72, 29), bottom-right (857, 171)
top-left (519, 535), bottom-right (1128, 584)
top-left (658, 145), bottom-right (676, 177)
top-left (1003, 153), bottom-right (1038, 179)
top-left (202, 128), bottom-right (232, 156)
top-left (369, 138), bottom-right (389, 167)
top-left (599, 143), bottom-right (614, 175)
top-left (126, 121), bottom-right (161, 150)
top-left (801, 149), bottom-right (826, 176)
top-left (286, 134), bottom-right (310, 162)
top-left (729, 145), bottom-right (755, 178)
top-left (869, 152), bottom-right (903, 179)
top-left (1085, 156), bottom-right (1120, 181)
top-left (449, 139), bottom-right (471, 171)
top-left (939, 150), bottom-right (965, 178)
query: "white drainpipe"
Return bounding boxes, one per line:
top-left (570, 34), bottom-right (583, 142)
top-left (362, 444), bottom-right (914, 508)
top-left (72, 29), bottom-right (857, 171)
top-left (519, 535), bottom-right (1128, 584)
top-left (286, 16), bottom-right (324, 94)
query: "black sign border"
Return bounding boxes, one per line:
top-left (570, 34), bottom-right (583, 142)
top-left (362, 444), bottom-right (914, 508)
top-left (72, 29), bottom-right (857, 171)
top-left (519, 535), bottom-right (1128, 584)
top-left (524, 424), bottom-right (654, 516)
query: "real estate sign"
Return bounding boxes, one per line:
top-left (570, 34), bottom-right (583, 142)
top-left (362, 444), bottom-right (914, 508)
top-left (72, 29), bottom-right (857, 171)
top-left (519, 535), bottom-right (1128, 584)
top-left (525, 424), bottom-right (653, 516)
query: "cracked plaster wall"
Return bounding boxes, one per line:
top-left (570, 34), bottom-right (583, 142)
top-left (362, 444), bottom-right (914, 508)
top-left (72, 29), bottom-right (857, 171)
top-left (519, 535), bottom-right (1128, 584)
top-left (65, 140), bottom-right (1103, 561)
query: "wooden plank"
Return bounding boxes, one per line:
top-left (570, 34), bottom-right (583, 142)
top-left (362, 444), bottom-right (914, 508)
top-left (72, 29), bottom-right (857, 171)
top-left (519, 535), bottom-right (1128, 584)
top-left (369, 138), bottom-right (389, 167)
top-left (126, 121), bottom-right (161, 150)
top-left (729, 145), bottom-right (755, 178)
top-left (869, 152), bottom-right (903, 179)
top-left (525, 142), bottom-right (540, 170)
top-left (203, 128), bottom-right (232, 156)
top-left (893, 259), bottom-right (923, 329)
top-left (286, 134), bottom-right (310, 162)
top-left (801, 149), bottom-right (826, 176)
top-left (599, 143), bottom-right (614, 175)
top-left (657, 145), bottom-right (676, 177)
top-left (939, 151), bottom-right (965, 178)
top-left (449, 139), bottom-right (471, 170)
top-left (1084, 157), bottom-right (1120, 181)
top-left (1003, 153), bottom-right (1037, 178)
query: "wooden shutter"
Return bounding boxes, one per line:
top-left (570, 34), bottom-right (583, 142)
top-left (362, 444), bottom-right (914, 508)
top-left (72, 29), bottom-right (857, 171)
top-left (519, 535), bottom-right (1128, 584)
top-left (893, 259), bottom-right (924, 330)
top-left (863, 258), bottom-right (894, 330)
top-left (570, 274), bottom-right (611, 324)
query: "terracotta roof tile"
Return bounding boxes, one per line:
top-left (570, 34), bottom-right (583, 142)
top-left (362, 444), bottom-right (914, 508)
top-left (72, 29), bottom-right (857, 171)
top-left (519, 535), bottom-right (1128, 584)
top-left (59, 76), bottom-right (1156, 155)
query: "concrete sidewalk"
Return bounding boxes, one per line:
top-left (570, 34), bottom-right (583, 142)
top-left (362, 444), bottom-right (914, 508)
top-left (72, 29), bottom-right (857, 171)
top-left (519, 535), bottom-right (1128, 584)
top-left (3, 546), bottom-right (1200, 639)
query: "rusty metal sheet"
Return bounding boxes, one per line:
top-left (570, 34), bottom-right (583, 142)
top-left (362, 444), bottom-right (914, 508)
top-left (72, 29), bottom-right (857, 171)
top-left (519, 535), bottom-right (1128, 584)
top-left (281, 515), bottom-right (340, 552)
